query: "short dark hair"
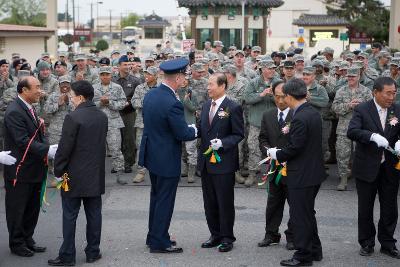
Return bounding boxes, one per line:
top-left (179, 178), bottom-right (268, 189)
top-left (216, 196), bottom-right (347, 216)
top-left (71, 80), bottom-right (94, 100)
top-left (283, 78), bottom-right (307, 100)
top-left (17, 77), bottom-right (30, 94)
top-left (373, 77), bottom-right (397, 92)
top-left (212, 72), bottom-right (228, 89)
top-left (372, 42), bottom-right (382, 50)
top-left (272, 80), bottom-right (285, 95)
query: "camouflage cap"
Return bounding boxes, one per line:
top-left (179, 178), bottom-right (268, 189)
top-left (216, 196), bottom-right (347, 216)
top-left (145, 56), bottom-right (155, 61)
top-left (191, 62), bottom-right (205, 72)
top-left (346, 67), bottom-right (360, 77)
top-left (41, 52), bottom-right (50, 58)
top-left (293, 54), bottom-right (305, 62)
top-left (339, 61), bottom-right (351, 70)
top-left (58, 51), bottom-right (68, 57)
top-left (126, 48), bottom-right (134, 54)
top-left (344, 53), bottom-right (355, 60)
top-left (234, 50), bottom-right (245, 57)
top-left (37, 60), bottom-right (51, 71)
top-left (303, 66), bottom-right (316, 74)
top-left (199, 58), bottom-right (210, 65)
top-left (378, 51), bottom-right (391, 59)
top-left (17, 70), bottom-right (31, 78)
top-left (213, 40), bottom-right (224, 47)
top-left (389, 58), bottom-right (400, 67)
top-left (74, 53), bottom-right (87, 61)
top-left (311, 59), bottom-right (324, 67)
top-left (322, 47), bottom-right (334, 55)
top-left (258, 60), bottom-right (276, 69)
top-left (99, 66), bottom-right (112, 74)
top-left (175, 51), bottom-right (183, 57)
top-left (252, 46), bottom-right (261, 52)
top-left (222, 64), bottom-right (237, 75)
top-left (352, 60), bottom-right (364, 69)
top-left (11, 53), bottom-right (20, 58)
top-left (59, 75), bottom-right (71, 84)
top-left (228, 45), bottom-right (237, 50)
top-left (357, 51), bottom-right (369, 59)
top-left (394, 52), bottom-right (400, 58)
top-left (110, 50), bottom-right (120, 56)
top-left (144, 66), bottom-right (158, 76)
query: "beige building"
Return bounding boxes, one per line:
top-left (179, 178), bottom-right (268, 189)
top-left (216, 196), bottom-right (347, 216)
top-left (0, 24), bottom-right (56, 64)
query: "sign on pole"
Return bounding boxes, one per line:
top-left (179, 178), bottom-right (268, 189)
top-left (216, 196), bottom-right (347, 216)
top-left (182, 39), bottom-right (195, 52)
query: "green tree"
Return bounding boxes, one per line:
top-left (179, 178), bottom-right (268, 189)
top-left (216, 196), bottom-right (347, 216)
top-left (120, 13), bottom-right (141, 28)
top-left (96, 39), bottom-right (109, 51)
top-left (0, 0), bottom-right (46, 26)
top-left (58, 12), bottom-right (72, 22)
top-left (324, 0), bottom-right (390, 42)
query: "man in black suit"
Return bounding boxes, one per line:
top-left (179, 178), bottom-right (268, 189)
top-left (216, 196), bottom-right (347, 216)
top-left (258, 80), bottom-right (294, 250)
top-left (347, 77), bottom-right (400, 259)
top-left (48, 81), bottom-right (108, 266)
top-left (268, 78), bottom-right (326, 266)
top-left (198, 73), bottom-right (244, 252)
top-left (4, 76), bottom-right (58, 257)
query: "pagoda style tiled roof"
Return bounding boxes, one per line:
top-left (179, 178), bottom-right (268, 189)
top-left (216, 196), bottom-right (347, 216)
top-left (293, 14), bottom-right (349, 26)
top-left (178, 0), bottom-right (284, 8)
top-left (137, 12), bottom-right (171, 27)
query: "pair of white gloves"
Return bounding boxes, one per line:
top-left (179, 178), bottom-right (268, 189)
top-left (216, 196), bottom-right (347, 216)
top-left (0, 144), bottom-right (58, 166)
top-left (370, 133), bottom-right (400, 154)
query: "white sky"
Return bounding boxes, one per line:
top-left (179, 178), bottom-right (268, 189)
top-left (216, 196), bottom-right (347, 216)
top-left (57, 0), bottom-right (392, 23)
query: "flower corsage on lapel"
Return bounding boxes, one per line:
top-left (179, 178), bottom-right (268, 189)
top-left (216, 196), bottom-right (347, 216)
top-left (388, 111), bottom-right (399, 127)
top-left (281, 122), bottom-right (291, 135)
top-left (217, 107), bottom-right (230, 119)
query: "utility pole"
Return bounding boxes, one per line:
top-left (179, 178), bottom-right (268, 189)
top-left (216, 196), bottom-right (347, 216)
top-left (120, 12), bottom-right (123, 43)
top-left (72, 0), bottom-right (76, 40)
top-left (109, 9), bottom-right (112, 40)
top-left (90, 2), bottom-right (94, 44)
top-left (66, 0), bottom-right (69, 32)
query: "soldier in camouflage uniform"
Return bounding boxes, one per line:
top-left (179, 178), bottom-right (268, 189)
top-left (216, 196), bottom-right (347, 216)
top-left (223, 64), bottom-right (249, 183)
top-left (243, 60), bottom-right (279, 187)
top-left (368, 42), bottom-right (382, 68)
top-left (131, 66), bottom-right (159, 183)
top-left (44, 76), bottom-right (73, 176)
top-left (357, 52), bottom-right (379, 81)
top-left (70, 54), bottom-right (99, 84)
top-left (207, 41), bottom-right (226, 62)
top-left (370, 51), bottom-right (391, 76)
top-left (245, 46), bottom-right (261, 71)
top-left (353, 61), bottom-right (374, 90)
top-left (383, 58), bottom-right (400, 103)
top-left (53, 60), bottom-right (69, 79)
top-left (189, 63), bottom-right (209, 112)
top-left (93, 66), bottom-right (127, 185)
top-left (0, 59), bottom-right (14, 145)
top-left (282, 60), bottom-right (296, 82)
top-left (177, 75), bottom-right (199, 183)
top-left (234, 50), bottom-right (257, 80)
top-left (332, 67), bottom-right (372, 191)
top-left (208, 53), bottom-right (223, 73)
top-left (302, 66), bottom-right (330, 157)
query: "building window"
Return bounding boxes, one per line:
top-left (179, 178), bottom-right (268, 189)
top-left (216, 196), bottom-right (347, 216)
top-left (197, 29), bottom-right (214, 49)
top-left (248, 29), bottom-right (261, 47)
top-left (0, 37), bottom-right (5, 52)
top-left (144, 28), bottom-right (163, 39)
top-left (219, 29), bottom-right (241, 50)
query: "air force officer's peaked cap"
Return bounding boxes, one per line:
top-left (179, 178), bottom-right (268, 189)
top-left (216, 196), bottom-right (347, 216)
top-left (159, 58), bottom-right (189, 75)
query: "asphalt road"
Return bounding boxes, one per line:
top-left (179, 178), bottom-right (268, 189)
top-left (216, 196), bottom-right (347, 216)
top-left (0, 162), bottom-right (399, 267)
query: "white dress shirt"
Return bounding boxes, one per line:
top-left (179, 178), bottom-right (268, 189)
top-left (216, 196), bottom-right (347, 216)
top-left (209, 94), bottom-right (227, 120)
top-left (277, 107), bottom-right (290, 122)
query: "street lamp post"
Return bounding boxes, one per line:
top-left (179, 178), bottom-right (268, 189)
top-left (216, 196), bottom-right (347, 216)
top-left (242, 0), bottom-right (246, 49)
top-left (96, 1), bottom-right (103, 40)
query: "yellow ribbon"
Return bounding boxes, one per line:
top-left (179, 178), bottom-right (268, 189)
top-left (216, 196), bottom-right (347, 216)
top-left (57, 173), bottom-right (70, 192)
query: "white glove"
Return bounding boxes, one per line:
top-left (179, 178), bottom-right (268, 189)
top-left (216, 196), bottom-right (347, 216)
top-left (0, 151), bottom-right (16, 165)
top-left (395, 140), bottom-right (400, 155)
top-left (48, 144), bottom-right (58, 159)
top-left (267, 147), bottom-right (280, 160)
top-left (188, 124), bottom-right (198, 137)
top-left (210, 139), bottom-right (223, 150)
top-left (370, 133), bottom-right (389, 148)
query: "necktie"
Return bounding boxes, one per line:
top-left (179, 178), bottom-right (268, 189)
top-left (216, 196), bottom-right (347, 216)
top-left (209, 101), bottom-right (216, 125)
top-left (279, 111), bottom-right (285, 128)
top-left (379, 108), bottom-right (386, 130)
top-left (29, 108), bottom-right (36, 120)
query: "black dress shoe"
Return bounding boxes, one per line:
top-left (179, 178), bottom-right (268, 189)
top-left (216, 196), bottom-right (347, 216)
top-left (218, 242), bottom-right (233, 252)
top-left (27, 244), bottom-right (46, 253)
top-left (201, 238), bottom-right (221, 248)
top-left (111, 169), bottom-right (117, 174)
top-left (359, 246), bottom-right (374, 256)
top-left (258, 236), bottom-right (280, 247)
top-left (380, 247), bottom-right (400, 259)
top-left (124, 166), bottom-right (132, 173)
top-left (312, 253), bottom-right (323, 261)
top-left (48, 257), bottom-right (75, 266)
top-left (171, 240), bottom-right (177, 246)
top-left (150, 246), bottom-right (183, 253)
top-left (280, 258), bottom-right (313, 266)
top-left (286, 242), bottom-right (295, 250)
top-left (86, 253), bottom-right (102, 263)
top-left (11, 246), bottom-right (34, 257)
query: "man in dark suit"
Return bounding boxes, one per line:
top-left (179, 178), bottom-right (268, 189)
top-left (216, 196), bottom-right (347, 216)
top-left (197, 73), bottom-right (244, 252)
top-left (268, 78), bottom-right (326, 266)
top-left (48, 81), bottom-right (108, 266)
top-left (347, 77), bottom-right (400, 259)
top-left (139, 58), bottom-right (197, 253)
top-left (258, 80), bottom-right (294, 250)
top-left (4, 76), bottom-right (58, 257)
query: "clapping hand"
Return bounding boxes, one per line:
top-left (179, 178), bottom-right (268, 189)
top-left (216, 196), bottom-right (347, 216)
top-left (0, 151), bottom-right (16, 165)
top-left (260, 87), bottom-right (272, 97)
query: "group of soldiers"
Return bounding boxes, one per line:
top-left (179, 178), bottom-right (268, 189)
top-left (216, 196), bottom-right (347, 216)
top-left (0, 40), bottom-right (399, 189)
